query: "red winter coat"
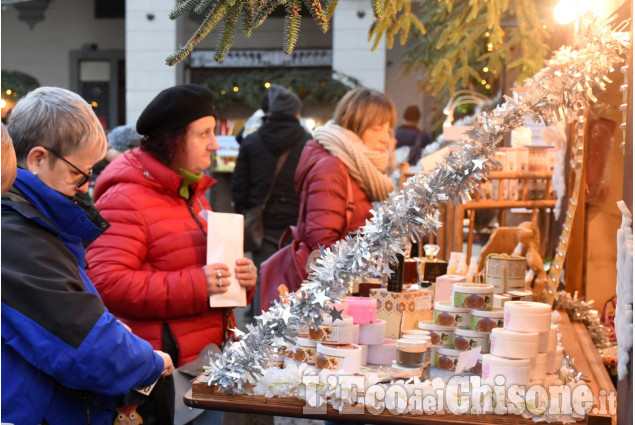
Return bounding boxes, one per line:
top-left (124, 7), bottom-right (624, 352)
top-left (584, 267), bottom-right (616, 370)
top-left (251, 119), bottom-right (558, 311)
top-left (86, 148), bottom-right (242, 366)
top-left (294, 140), bottom-right (373, 249)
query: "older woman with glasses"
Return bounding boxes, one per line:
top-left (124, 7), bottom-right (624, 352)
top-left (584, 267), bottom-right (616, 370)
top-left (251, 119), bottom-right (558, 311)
top-left (1, 87), bottom-right (174, 425)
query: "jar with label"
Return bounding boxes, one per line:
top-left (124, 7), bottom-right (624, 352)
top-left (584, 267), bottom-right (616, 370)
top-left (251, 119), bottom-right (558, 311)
top-left (308, 314), bottom-right (354, 343)
top-left (433, 301), bottom-right (470, 327)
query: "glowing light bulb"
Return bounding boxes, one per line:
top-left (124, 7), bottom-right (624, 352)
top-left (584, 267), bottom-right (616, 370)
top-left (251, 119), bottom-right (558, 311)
top-left (553, 0), bottom-right (577, 25)
top-left (480, 79), bottom-right (487, 85)
top-left (233, 86), bottom-right (239, 92)
top-left (5, 89), bottom-right (12, 95)
top-left (220, 90), bottom-right (226, 95)
top-left (264, 82), bottom-right (271, 88)
top-left (483, 67), bottom-right (489, 73)
top-left (304, 118), bottom-right (316, 131)
top-left (485, 84), bottom-right (491, 89)
top-left (90, 101), bottom-right (98, 108)
top-left (0, 99), bottom-right (6, 109)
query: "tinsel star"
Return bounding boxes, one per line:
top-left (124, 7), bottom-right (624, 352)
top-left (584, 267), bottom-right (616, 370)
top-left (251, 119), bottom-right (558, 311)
top-left (313, 290), bottom-right (329, 307)
top-left (329, 306), bottom-right (343, 322)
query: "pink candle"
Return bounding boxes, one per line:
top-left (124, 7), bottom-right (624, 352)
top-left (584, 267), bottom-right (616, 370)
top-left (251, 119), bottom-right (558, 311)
top-left (344, 296), bottom-right (377, 324)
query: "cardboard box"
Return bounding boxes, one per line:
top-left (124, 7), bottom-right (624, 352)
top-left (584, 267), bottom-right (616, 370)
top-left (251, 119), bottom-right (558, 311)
top-left (370, 287), bottom-right (433, 339)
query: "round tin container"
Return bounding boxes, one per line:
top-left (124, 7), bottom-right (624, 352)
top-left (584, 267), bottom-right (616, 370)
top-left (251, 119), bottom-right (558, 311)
top-left (490, 327), bottom-right (539, 359)
top-left (433, 301), bottom-right (470, 328)
top-left (453, 283), bottom-right (495, 310)
top-left (454, 328), bottom-right (490, 353)
top-left (504, 301), bottom-right (552, 333)
top-left (315, 343), bottom-right (362, 374)
top-left (418, 321), bottom-right (454, 347)
top-left (469, 308), bottom-right (504, 332)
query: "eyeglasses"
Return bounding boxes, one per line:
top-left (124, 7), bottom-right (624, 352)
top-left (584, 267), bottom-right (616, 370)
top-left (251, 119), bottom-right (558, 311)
top-left (43, 147), bottom-right (93, 188)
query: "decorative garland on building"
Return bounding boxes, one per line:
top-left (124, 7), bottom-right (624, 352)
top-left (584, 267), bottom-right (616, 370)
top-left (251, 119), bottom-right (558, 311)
top-left (203, 17), bottom-right (630, 396)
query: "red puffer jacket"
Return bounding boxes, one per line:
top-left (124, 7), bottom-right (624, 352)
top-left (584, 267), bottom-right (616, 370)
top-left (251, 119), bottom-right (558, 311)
top-left (87, 148), bottom-right (237, 366)
top-left (295, 140), bottom-right (373, 248)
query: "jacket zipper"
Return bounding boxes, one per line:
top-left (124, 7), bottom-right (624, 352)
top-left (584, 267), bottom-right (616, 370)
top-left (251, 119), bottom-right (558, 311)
top-left (187, 200), bottom-right (207, 235)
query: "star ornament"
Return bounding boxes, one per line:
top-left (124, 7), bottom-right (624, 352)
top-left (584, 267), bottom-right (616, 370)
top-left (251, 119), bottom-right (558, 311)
top-left (329, 306), bottom-right (343, 323)
top-left (313, 290), bottom-right (329, 307)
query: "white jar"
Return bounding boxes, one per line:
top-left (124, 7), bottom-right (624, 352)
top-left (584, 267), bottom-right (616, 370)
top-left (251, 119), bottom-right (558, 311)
top-left (504, 301), bottom-right (552, 333)
top-left (452, 283), bottom-right (495, 310)
top-left (418, 321), bottom-right (455, 347)
top-left (482, 354), bottom-right (531, 386)
top-left (469, 308), bottom-right (504, 332)
top-left (292, 337), bottom-right (318, 364)
top-left (308, 315), bottom-right (354, 343)
top-left (434, 301), bottom-right (470, 328)
top-left (454, 328), bottom-right (490, 353)
top-left (529, 352), bottom-right (548, 383)
top-left (391, 360), bottom-right (425, 380)
top-left (367, 339), bottom-right (397, 366)
top-left (358, 319), bottom-right (386, 345)
top-left (315, 343), bottom-right (362, 374)
top-left (490, 327), bottom-right (539, 359)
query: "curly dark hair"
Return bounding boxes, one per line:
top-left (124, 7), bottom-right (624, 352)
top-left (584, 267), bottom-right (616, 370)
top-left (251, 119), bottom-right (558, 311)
top-left (139, 126), bottom-right (187, 165)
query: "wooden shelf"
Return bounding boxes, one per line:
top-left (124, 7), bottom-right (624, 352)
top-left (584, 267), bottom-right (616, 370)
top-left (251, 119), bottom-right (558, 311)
top-left (185, 310), bottom-right (615, 424)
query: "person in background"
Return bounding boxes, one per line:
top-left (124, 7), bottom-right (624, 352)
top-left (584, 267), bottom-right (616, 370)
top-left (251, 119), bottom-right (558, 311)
top-left (232, 84), bottom-right (312, 320)
top-left (2, 87), bottom-right (174, 425)
top-left (394, 105), bottom-right (431, 166)
top-left (235, 90), bottom-right (269, 144)
top-left (296, 87), bottom-right (396, 256)
top-left (85, 84), bottom-right (257, 424)
top-left (1, 123), bottom-right (17, 194)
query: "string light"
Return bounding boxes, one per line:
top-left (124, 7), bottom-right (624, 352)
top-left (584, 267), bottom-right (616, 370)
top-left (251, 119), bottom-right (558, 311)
top-left (485, 84), bottom-right (491, 90)
top-left (0, 99), bottom-right (6, 109)
top-left (5, 89), bottom-right (12, 95)
top-left (264, 82), bottom-right (271, 88)
top-left (480, 79), bottom-right (487, 85)
top-left (233, 86), bottom-right (239, 92)
top-left (90, 101), bottom-right (98, 108)
top-left (487, 43), bottom-right (493, 51)
top-left (484, 32), bottom-right (490, 37)
top-left (482, 67), bottom-right (489, 73)
top-left (220, 89), bottom-right (226, 95)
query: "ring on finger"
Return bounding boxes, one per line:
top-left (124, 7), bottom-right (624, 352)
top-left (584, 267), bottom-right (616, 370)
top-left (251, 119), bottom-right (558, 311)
top-left (217, 281), bottom-right (224, 288)
top-left (216, 270), bottom-right (223, 279)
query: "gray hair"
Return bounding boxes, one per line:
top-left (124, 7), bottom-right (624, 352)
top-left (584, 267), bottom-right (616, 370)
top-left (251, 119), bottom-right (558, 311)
top-left (7, 87), bottom-right (107, 164)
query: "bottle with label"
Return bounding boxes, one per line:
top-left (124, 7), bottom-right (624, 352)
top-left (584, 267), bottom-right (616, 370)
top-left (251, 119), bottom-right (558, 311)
top-left (387, 253), bottom-right (405, 292)
top-left (419, 244), bottom-right (449, 283)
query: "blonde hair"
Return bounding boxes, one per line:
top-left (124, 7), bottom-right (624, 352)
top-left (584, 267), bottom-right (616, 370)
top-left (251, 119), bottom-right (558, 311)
top-left (2, 123), bottom-right (17, 194)
top-left (8, 87), bottom-right (107, 165)
top-left (333, 88), bottom-right (397, 137)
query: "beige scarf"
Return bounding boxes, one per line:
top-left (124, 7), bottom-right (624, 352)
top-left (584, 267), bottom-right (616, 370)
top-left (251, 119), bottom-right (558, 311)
top-left (313, 122), bottom-right (394, 202)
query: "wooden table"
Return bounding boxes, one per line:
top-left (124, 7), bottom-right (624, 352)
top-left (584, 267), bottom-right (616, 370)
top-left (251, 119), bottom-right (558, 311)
top-left (184, 311), bottom-right (616, 425)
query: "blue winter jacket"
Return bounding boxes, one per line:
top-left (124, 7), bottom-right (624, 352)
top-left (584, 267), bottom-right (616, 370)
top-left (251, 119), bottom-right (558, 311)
top-left (1, 169), bottom-right (165, 425)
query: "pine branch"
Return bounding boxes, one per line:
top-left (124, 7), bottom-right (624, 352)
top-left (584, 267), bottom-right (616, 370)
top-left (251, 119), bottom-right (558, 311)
top-left (254, 0), bottom-right (282, 27)
top-left (170, 0), bottom-right (200, 20)
top-left (302, 0), bottom-right (329, 33)
top-left (371, 0), bottom-right (385, 19)
top-left (284, 0), bottom-right (303, 54)
top-left (242, 0), bottom-right (257, 37)
top-left (325, 0), bottom-right (339, 21)
top-left (194, 0), bottom-right (217, 14)
top-left (166, 2), bottom-right (228, 66)
top-left (214, 3), bottom-right (241, 62)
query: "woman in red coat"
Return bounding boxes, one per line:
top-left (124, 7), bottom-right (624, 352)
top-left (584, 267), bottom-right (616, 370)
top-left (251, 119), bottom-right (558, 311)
top-left (295, 87), bottom-right (397, 254)
top-left (86, 85), bottom-right (257, 367)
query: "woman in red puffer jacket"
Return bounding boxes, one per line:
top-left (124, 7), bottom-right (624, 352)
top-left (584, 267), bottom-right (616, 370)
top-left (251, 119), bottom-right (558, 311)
top-left (86, 85), bottom-right (257, 370)
top-left (296, 88), bottom-right (397, 254)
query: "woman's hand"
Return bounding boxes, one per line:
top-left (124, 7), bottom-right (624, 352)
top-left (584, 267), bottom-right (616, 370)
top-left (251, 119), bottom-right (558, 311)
top-left (155, 350), bottom-right (175, 377)
top-left (203, 263), bottom-right (231, 297)
top-left (235, 258), bottom-right (257, 289)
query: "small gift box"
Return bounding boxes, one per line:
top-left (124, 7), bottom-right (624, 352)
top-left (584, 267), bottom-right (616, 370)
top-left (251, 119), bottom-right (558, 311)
top-left (370, 286), bottom-right (433, 339)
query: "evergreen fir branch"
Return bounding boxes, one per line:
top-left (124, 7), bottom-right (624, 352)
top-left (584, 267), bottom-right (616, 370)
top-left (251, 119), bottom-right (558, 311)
top-left (325, 0), bottom-right (339, 21)
top-left (194, 0), bottom-right (218, 15)
top-left (170, 0), bottom-right (200, 20)
top-left (166, 2), bottom-right (228, 66)
top-left (254, 0), bottom-right (282, 27)
top-left (302, 0), bottom-right (329, 33)
top-left (284, 0), bottom-right (303, 54)
top-left (214, 3), bottom-right (241, 62)
top-left (242, 0), bottom-right (257, 37)
top-left (371, 0), bottom-right (385, 19)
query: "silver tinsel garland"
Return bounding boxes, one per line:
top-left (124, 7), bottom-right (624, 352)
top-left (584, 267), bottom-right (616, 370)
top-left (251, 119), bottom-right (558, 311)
top-left (555, 291), bottom-right (615, 353)
top-left (203, 17), bottom-right (630, 393)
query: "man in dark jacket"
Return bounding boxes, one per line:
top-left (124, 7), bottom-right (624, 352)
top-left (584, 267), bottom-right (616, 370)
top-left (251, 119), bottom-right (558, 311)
top-left (232, 84), bottom-right (311, 318)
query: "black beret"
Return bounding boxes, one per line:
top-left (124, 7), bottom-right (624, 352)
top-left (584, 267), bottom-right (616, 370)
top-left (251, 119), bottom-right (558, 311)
top-left (136, 84), bottom-right (216, 137)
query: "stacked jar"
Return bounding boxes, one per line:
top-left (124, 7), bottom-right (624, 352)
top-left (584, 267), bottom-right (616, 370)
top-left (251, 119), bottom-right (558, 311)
top-left (342, 296), bottom-right (398, 367)
top-left (306, 312), bottom-right (362, 374)
top-left (392, 329), bottom-right (433, 380)
top-left (483, 301), bottom-right (554, 387)
top-left (452, 283), bottom-right (495, 357)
